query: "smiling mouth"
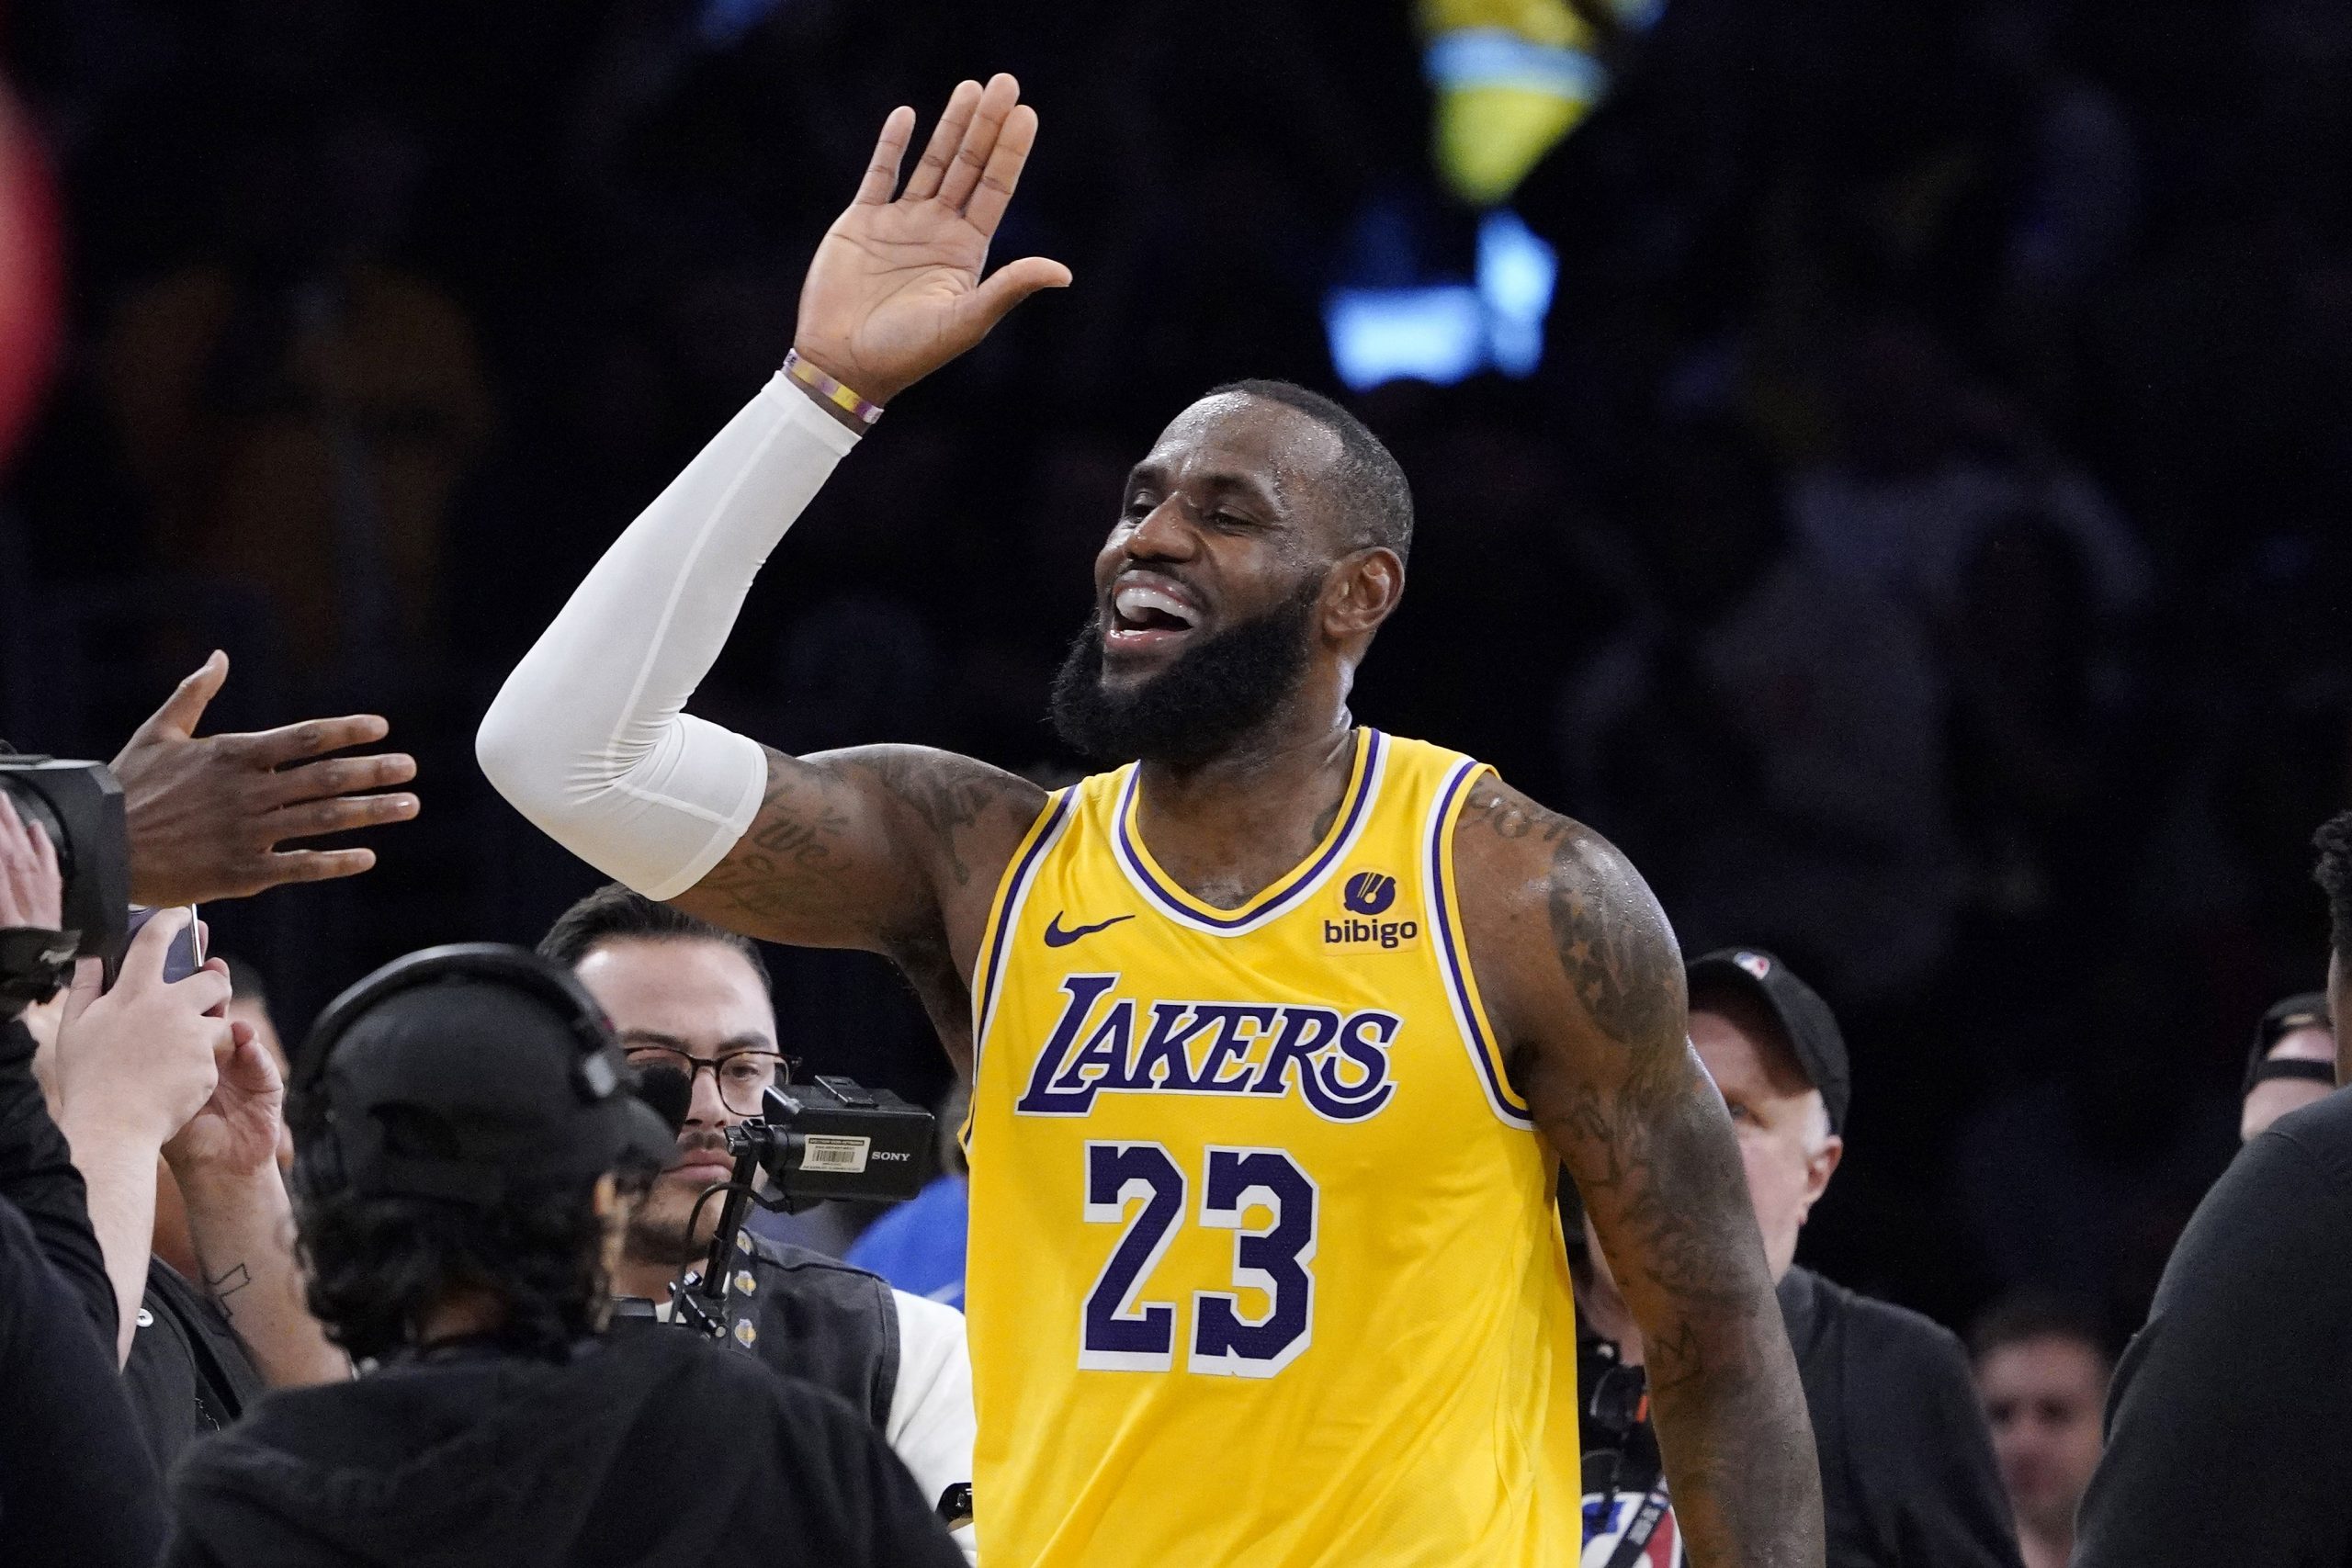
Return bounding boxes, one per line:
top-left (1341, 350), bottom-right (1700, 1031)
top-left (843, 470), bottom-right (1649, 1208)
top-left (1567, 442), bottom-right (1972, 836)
top-left (1105, 579), bottom-right (1201, 654)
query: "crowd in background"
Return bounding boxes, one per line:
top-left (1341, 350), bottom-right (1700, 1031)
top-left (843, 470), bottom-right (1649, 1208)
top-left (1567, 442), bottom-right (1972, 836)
top-left (5, 0), bottom-right (2350, 1350)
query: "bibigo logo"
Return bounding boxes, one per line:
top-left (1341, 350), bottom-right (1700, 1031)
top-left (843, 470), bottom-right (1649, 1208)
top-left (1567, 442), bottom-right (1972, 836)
top-left (1328, 870), bottom-right (1417, 949)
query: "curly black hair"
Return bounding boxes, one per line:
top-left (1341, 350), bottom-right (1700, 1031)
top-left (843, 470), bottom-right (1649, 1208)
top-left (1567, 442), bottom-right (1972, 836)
top-left (295, 1181), bottom-right (615, 1363)
top-left (2314, 810), bottom-right (2352, 966)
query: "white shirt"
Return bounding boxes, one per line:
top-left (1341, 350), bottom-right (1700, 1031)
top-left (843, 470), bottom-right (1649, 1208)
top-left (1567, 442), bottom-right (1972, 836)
top-left (888, 1290), bottom-right (977, 1562)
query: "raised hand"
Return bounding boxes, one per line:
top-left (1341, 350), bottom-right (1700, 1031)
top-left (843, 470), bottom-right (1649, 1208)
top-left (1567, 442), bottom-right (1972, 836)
top-left (793, 73), bottom-right (1071, 407)
top-left (110, 650), bottom-right (421, 906)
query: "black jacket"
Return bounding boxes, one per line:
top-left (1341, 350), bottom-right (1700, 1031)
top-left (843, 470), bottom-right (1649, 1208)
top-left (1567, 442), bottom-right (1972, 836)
top-left (126, 1255), bottom-right (269, 1471)
top-left (1581, 1266), bottom-right (2023, 1568)
top-left (614, 1232), bottom-right (902, 1425)
top-left (1778, 1266), bottom-right (2025, 1568)
top-left (2074, 1085), bottom-right (2352, 1568)
top-left (164, 1326), bottom-right (964, 1568)
top-left (737, 1232), bottom-right (902, 1427)
top-left (0, 1019), bottom-right (169, 1566)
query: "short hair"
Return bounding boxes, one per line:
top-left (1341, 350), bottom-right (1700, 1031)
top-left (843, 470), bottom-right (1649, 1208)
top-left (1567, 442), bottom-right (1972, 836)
top-left (1204, 378), bottom-right (1414, 564)
top-left (2314, 811), bottom-right (2352, 965)
top-left (296, 1182), bottom-right (611, 1361)
top-left (1968, 1291), bottom-right (2112, 1374)
top-left (537, 884), bottom-right (771, 996)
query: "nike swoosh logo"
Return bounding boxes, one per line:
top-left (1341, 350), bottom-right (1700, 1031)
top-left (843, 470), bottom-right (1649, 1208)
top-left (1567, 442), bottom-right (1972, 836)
top-left (1044, 912), bottom-right (1135, 948)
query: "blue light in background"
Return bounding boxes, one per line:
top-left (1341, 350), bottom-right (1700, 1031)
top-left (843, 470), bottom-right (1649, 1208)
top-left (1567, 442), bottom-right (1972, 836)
top-left (1325, 286), bottom-right (1488, 389)
top-left (1322, 208), bottom-right (1558, 391)
top-left (1478, 209), bottom-right (1556, 378)
top-left (699, 0), bottom-right (781, 48)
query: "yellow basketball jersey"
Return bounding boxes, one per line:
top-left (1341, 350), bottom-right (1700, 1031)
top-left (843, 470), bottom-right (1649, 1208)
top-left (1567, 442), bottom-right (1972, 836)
top-left (964, 728), bottom-right (1583, 1566)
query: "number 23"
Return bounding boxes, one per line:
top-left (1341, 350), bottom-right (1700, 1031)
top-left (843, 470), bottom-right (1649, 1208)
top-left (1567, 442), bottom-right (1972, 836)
top-left (1080, 1141), bottom-right (1317, 1377)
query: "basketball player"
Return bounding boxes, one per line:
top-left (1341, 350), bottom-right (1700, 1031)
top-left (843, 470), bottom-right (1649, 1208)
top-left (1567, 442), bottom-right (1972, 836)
top-left (480, 75), bottom-right (1820, 1566)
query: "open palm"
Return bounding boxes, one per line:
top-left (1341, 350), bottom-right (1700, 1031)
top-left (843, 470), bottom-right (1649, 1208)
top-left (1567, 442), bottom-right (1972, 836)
top-left (794, 74), bottom-right (1070, 405)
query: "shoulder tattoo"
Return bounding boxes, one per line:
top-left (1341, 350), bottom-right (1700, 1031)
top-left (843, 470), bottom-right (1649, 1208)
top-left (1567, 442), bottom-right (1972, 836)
top-left (1465, 782), bottom-right (1680, 1050)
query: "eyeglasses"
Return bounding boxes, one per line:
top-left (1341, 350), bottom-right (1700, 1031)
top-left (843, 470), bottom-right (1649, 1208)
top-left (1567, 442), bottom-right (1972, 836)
top-left (622, 1045), bottom-right (795, 1118)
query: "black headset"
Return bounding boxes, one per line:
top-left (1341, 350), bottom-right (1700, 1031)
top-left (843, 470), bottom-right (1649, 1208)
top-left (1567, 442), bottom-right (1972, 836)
top-left (291, 942), bottom-right (632, 1198)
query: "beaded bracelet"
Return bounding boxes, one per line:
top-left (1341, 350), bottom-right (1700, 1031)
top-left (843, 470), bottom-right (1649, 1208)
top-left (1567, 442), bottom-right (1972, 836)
top-left (783, 349), bottom-right (886, 426)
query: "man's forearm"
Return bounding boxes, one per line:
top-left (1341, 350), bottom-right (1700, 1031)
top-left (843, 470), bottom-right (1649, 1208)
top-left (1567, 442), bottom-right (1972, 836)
top-left (1644, 1290), bottom-right (1823, 1568)
top-left (175, 1162), bottom-right (347, 1386)
top-left (475, 371), bottom-right (859, 899)
top-left (57, 1117), bottom-right (162, 1365)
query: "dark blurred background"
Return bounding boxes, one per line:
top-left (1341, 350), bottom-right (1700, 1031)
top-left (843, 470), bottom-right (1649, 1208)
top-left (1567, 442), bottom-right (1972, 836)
top-left (2, 0), bottom-right (2346, 1341)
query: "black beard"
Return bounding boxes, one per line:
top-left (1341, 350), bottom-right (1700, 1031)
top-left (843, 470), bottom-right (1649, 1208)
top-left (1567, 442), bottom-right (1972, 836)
top-left (1050, 580), bottom-right (1320, 768)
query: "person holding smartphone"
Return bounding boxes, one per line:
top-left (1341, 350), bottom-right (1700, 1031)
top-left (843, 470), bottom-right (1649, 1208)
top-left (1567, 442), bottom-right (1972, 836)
top-left (0, 792), bottom-right (171, 1568)
top-left (30, 913), bottom-right (351, 1468)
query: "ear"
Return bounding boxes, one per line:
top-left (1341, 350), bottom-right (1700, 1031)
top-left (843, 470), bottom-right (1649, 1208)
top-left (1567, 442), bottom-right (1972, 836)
top-left (1323, 547), bottom-right (1406, 640)
top-left (1796, 1134), bottom-right (1845, 1223)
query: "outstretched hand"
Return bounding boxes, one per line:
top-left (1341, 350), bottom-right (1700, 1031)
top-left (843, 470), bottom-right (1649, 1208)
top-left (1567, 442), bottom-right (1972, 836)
top-left (111, 650), bottom-right (421, 907)
top-left (793, 73), bottom-right (1070, 407)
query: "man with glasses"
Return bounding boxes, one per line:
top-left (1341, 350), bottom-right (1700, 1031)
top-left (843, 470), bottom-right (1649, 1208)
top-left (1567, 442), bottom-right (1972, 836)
top-left (539, 885), bottom-right (976, 1559)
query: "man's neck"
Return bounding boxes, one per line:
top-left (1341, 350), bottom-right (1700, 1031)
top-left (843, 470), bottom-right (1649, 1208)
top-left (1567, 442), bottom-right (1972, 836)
top-left (2018, 1523), bottom-right (2072, 1568)
top-left (612, 1250), bottom-right (688, 1306)
top-left (415, 1289), bottom-right (508, 1347)
top-left (1131, 703), bottom-right (1359, 909)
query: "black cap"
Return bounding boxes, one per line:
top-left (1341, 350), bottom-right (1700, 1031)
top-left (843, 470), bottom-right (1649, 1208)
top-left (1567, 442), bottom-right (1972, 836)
top-left (297, 945), bottom-right (677, 1208)
top-left (1685, 947), bottom-right (1850, 1134)
top-left (2241, 991), bottom-right (2335, 1100)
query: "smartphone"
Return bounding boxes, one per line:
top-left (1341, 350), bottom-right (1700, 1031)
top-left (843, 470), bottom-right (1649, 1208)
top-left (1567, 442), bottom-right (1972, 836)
top-left (112, 905), bottom-right (205, 990)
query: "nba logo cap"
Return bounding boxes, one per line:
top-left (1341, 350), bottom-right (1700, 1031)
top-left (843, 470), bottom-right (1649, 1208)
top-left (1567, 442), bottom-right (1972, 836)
top-left (1684, 947), bottom-right (1850, 1134)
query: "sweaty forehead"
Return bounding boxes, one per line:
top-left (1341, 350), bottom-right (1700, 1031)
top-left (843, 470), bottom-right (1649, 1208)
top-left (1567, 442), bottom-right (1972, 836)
top-left (1139, 394), bottom-right (1347, 518)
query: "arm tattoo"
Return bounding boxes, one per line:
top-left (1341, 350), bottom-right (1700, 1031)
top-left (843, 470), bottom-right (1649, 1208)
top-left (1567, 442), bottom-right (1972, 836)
top-left (686, 755), bottom-right (859, 927)
top-left (684, 745), bottom-right (1042, 961)
top-left (206, 1260), bottom-right (253, 1318)
top-left (1544, 825), bottom-right (1682, 1051)
top-left (860, 751), bottom-right (1036, 889)
top-left (1467, 780), bottom-right (1821, 1563)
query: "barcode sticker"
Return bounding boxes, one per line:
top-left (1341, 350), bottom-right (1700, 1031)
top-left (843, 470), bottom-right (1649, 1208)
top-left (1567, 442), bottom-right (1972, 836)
top-left (802, 1134), bottom-right (872, 1174)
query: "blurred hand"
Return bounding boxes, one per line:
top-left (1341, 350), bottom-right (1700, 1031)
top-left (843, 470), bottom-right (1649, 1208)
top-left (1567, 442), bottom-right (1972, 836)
top-left (793, 73), bottom-right (1070, 406)
top-left (54, 909), bottom-right (232, 1149)
top-left (110, 650), bottom-right (421, 906)
top-left (164, 963), bottom-right (285, 1179)
top-left (0, 791), bottom-right (61, 930)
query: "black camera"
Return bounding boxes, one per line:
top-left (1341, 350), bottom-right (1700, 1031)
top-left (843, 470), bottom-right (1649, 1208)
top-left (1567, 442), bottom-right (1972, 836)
top-left (730, 1076), bottom-right (936, 1207)
top-left (0, 756), bottom-right (130, 961)
top-left (659, 1073), bottom-right (936, 1343)
top-left (0, 757), bottom-right (130, 1014)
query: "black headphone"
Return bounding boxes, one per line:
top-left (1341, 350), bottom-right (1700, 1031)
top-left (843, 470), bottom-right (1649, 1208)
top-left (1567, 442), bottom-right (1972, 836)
top-left (291, 943), bottom-right (632, 1199)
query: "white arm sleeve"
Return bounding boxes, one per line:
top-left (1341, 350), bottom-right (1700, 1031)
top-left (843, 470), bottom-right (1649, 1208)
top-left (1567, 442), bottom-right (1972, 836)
top-left (888, 1290), bottom-right (978, 1562)
top-left (476, 373), bottom-right (859, 899)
